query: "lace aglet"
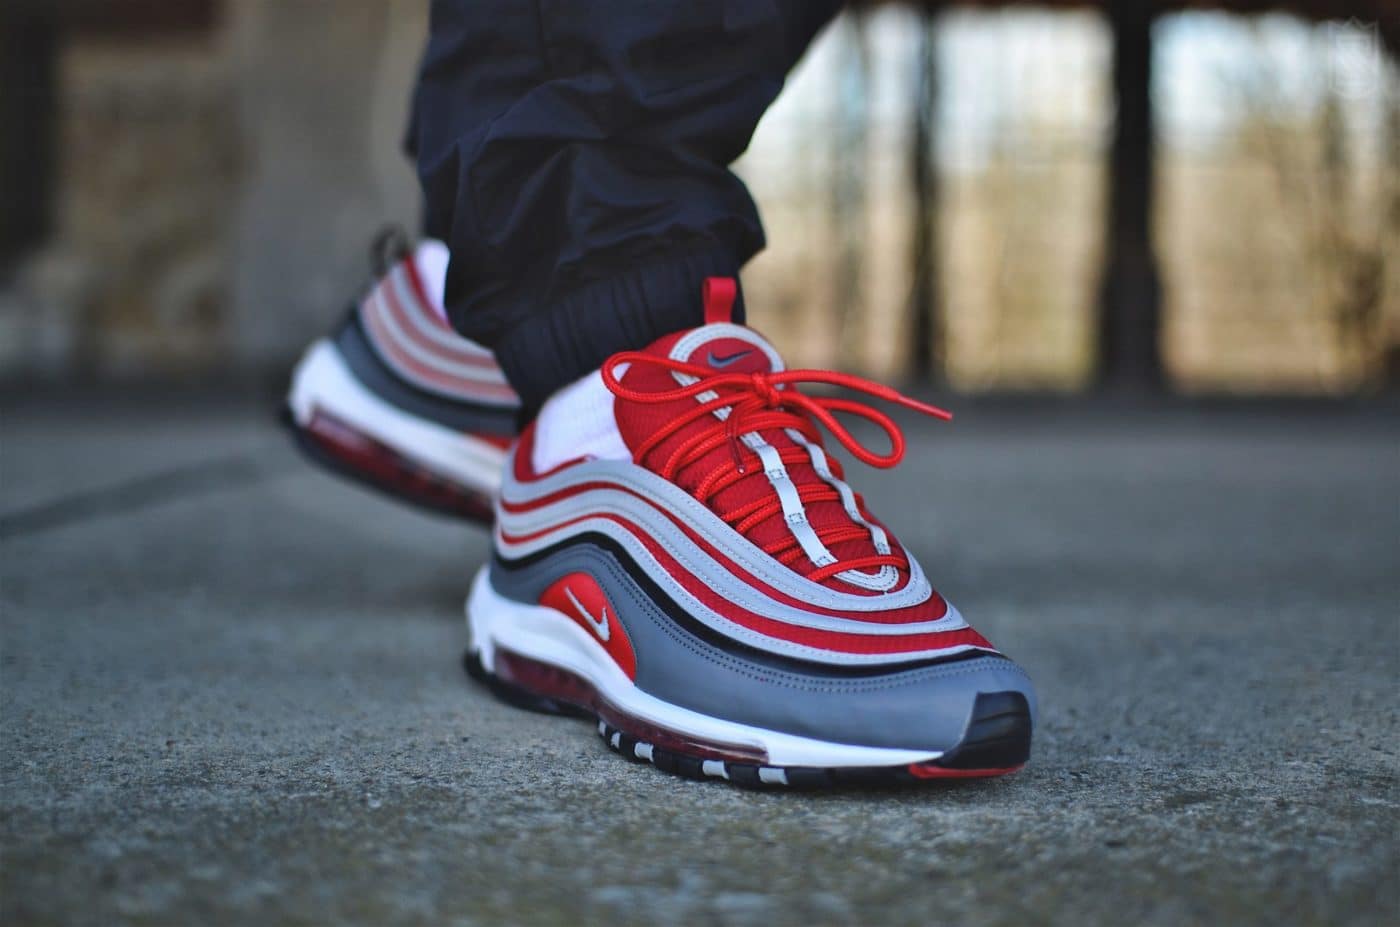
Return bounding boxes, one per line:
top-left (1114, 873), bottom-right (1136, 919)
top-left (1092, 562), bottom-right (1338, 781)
top-left (906, 397), bottom-right (953, 422)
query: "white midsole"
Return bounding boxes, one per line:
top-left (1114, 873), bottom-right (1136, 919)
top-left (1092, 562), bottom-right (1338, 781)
top-left (464, 566), bottom-right (943, 769)
top-left (288, 339), bottom-right (506, 493)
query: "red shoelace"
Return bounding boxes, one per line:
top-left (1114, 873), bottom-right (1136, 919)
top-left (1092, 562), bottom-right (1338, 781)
top-left (601, 353), bottom-right (952, 582)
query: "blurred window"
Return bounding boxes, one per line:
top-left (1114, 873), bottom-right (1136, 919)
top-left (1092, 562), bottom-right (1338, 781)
top-left (1156, 12), bottom-right (1398, 393)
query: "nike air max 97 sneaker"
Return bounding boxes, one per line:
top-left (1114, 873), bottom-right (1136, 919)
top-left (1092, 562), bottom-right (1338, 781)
top-left (285, 237), bottom-right (517, 522)
top-left (465, 278), bottom-right (1035, 787)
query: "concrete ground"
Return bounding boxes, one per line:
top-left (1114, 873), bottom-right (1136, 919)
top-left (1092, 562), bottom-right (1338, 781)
top-left (2, 390), bottom-right (1397, 926)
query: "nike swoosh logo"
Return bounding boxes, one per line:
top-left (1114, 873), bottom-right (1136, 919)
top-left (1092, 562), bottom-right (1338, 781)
top-left (707, 348), bottom-right (753, 368)
top-left (564, 586), bottom-right (610, 642)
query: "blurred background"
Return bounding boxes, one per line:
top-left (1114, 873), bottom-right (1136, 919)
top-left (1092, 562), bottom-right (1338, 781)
top-left (3, 6), bottom-right (1398, 923)
top-left (1, 0), bottom-right (1395, 396)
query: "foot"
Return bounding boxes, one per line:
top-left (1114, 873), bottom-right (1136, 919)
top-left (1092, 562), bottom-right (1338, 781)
top-left (285, 237), bottom-right (517, 522)
top-left (465, 278), bottom-right (1035, 787)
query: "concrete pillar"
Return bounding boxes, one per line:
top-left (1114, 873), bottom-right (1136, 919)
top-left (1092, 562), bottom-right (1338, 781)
top-left (1097, 0), bottom-right (1164, 391)
top-left (907, 10), bottom-right (941, 382)
top-left (0, 10), bottom-right (57, 271)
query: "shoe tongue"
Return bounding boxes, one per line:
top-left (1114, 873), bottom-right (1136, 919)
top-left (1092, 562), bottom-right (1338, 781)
top-left (613, 323), bottom-right (782, 453)
top-left (664, 322), bottom-right (784, 376)
top-left (614, 325), bottom-right (886, 586)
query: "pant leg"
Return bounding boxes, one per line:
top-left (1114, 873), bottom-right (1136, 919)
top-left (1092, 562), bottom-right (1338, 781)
top-left (407, 0), bottom-right (842, 412)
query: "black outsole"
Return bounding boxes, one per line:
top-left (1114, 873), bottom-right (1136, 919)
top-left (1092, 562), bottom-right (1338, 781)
top-left (280, 406), bottom-right (495, 524)
top-left (462, 651), bottom-right (1030, 789)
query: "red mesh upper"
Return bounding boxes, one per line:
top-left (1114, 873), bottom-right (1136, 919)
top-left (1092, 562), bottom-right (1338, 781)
top-left (610, 326), bottom-right (914, 595)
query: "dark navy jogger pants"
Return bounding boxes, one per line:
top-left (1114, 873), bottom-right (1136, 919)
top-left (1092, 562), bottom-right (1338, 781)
top-left (406, 0), bottom-right (843, 409)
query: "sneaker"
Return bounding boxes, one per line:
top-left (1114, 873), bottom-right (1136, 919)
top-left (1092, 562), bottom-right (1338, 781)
top-left (465, 278), bottom-right (1035, 787)
top-left (285, 235), bottom-right (517, 522)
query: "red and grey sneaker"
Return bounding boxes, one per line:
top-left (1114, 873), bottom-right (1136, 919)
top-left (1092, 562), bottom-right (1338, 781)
top-left (285, 237), bottom-right (517, 522)
top-left (465, 279), bottom-right (1035, 788)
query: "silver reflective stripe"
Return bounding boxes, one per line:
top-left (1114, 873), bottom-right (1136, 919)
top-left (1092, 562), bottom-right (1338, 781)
top-left (500, 456), bottom-right (939, 614)
top-left (370, 288), bottom-right (510, 386)
top-left (785, 428), bottom-right (899, 592)
top-left (387, 269), bottom-right (497, 359)
top-left (749, 434), bottom-right (837, 569)
top-left (497, 505), bottom-right (965, 637)
top-left (490, 521), bottom-right (984, 668)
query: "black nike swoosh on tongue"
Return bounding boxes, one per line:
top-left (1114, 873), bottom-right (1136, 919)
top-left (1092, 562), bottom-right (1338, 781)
top-left (706, 349), bottom-right (753, 368)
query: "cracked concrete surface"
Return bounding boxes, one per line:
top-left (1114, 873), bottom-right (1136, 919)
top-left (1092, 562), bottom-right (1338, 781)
top-left (2, 392), bottom-right (1397, 926)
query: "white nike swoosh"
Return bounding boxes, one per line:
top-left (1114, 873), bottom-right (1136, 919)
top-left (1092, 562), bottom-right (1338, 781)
top-left (564, 586), bottom-right (610, 642)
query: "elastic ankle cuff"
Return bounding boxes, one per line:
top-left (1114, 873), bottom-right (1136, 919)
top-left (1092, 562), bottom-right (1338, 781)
top-left (492, 248), bottom-right (745, 416)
